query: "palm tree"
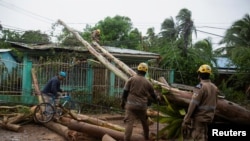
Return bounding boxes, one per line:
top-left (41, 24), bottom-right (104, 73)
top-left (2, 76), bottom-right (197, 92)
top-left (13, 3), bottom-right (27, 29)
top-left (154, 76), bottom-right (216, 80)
top-left (160, 16), bottom-right (178, 42)
top-left (218, 13), bottom-right (250, 91)
top-left (192, 38), bottom-right (216, 66)
top-left (176, 8), bottom-right (197, 56)
top-left (220, 13), bottom-right (250, 48)
top-left (158, 9), bottom-right (199, 84)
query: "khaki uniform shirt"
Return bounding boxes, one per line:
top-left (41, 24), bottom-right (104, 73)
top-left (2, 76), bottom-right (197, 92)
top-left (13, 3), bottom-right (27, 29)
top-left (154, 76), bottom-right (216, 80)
top-left (124, 74), bottom-right (155, 110)
top-left (185, 79), bottom-right (218, 123)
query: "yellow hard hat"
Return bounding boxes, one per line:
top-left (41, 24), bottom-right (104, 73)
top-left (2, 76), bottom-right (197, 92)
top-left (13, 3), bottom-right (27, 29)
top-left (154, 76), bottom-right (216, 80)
top-left (197, 64), bottom-right (212, 74)
top-left (137, 63), bottom-right (148, 72)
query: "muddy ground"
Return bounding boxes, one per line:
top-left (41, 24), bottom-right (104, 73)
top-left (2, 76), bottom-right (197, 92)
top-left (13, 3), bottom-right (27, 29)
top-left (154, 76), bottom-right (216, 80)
top-left (0, 113), bottom-right (166, 141)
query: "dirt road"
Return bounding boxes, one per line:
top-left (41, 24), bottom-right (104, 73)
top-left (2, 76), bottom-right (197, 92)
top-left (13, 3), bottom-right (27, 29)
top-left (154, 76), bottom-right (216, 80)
top-left (0, 123), bottom-right (67, 141)
top-left (0, 114), bottom-right (165, 141)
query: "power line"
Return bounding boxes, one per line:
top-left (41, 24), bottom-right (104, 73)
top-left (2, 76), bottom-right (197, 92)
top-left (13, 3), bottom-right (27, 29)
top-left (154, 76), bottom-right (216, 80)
top-left (196, 26), bottom-right (228, 30)
top-left (2, 24), bottom-right (27, 32)
top-left (0, 0), bottom-right (54, 24)
top-left (196, 29), bottom-right (224, 38)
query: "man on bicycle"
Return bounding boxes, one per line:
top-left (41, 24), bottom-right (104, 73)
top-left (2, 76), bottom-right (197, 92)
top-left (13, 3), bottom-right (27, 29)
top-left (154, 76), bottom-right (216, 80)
top-left (41, 71), bottom-right (66, 105)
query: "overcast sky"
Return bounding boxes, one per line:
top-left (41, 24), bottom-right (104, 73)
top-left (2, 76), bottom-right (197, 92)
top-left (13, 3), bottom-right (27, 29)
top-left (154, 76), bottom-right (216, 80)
top-left (0, 0), bottom-right (249, 49)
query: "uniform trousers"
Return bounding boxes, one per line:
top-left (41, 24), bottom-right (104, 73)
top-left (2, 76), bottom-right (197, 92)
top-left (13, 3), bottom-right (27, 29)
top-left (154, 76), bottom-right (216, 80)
top-left (124, 106), bottom-right (149, 141)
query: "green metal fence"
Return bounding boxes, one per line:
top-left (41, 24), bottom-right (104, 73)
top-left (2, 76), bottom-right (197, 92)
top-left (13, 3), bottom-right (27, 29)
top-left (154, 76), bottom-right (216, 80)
top-left (0, 58), bottom-right (173, 109)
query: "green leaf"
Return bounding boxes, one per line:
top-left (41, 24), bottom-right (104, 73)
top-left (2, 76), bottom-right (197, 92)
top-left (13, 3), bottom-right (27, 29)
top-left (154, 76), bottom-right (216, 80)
top-left (179, 109), bottom-right (186, 116)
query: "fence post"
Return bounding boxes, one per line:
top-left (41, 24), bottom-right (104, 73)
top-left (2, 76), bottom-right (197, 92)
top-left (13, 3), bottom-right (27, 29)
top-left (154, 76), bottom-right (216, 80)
top-left (86, 63), bottom-right (93, 102)
top-left (168, 69), bottom-right (175, 84)
top-left (109, 70), bottom-right (115, 97)
top-left (21, 54), bottom-right (33, 103)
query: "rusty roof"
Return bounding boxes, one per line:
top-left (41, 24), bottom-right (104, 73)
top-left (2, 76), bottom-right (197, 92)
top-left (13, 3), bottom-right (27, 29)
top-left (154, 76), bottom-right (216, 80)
top-left (7, 41), bottom-right (160, 62)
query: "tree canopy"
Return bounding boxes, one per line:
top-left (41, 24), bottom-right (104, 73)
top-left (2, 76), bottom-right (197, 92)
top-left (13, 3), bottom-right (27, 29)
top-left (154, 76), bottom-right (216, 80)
top-left (218, 13), bottom-right (250, 90)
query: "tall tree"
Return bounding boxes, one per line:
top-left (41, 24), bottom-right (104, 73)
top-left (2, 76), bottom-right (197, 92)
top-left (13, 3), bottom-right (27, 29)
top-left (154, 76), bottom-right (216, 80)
top-left (0, 29), bottom-right (21, 42)
top-left (142, 27), bottom-right (158, 52)
top-left (94, 15), bottom-right (135, 48)
top-left (176, 8), bottom-right (196, 56)
top-left (21, 30), bottom-right (50, 44)
top-left (156, 9), bottom-right (216, 85)
top-left (127, 28), bottom-right (142, 50)
top-left (219, 13), bottom-right (250, 90)
top-left (57, 28), bottom-right (82, 46)
top-left (192, 38), bottom-right (216, 66)
top-left (160, 16), bottom-right (178, 42)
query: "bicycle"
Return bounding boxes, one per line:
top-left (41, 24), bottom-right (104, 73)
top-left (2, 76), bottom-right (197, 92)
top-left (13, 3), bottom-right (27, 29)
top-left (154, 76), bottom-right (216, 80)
top-left (33, 90), bottom-right (81, 123)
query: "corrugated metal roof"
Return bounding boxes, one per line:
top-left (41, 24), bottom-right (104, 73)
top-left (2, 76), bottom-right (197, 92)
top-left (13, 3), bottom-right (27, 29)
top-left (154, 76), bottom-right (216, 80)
top-left (0, 49), bottom-right (11, 52)
top-left (104, 46), bottom-right (158, 55)
top-left (6, 41), bottom-right (160, 58)
top-left (215, 57), bottom-right (236, 69)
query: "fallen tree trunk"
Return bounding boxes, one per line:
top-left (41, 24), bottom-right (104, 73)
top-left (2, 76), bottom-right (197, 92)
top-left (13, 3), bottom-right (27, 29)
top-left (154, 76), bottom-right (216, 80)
top-left (67, 118), bottom-right (145, 141)
top-left (102, 134), bottom-right (116, 141)
top-left (158, 77), bottom-right (250, 125)
top-left (0, 105), bottom-right (34, 132)
top-left (31, 68), bottom-right (41, 95)
top-left (0, 120), bottom-right (23, 132)
top-left (58, 19), bottom-right (129, 81)
top-left (42, 120), bottom-right (81, 141)
top-left (92, 41), bottom-right (136, 77)
top-left (76, 114), bottom-right (125, 132)
top-left (58, 20), bottom-right (250, 126)
top-left (57, 114), bottom-right (125, 132)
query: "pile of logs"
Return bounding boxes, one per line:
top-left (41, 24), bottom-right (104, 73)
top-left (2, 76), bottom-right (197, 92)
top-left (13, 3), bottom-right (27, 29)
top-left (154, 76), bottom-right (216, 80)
top-left (0, 105), bottom-right (32, 132)
top-left (0, 103), bottom-right (162, 140)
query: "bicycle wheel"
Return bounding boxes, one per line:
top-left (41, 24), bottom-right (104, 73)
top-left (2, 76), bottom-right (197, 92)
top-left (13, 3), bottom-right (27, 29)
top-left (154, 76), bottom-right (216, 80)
top-left (63, 101), bottom-right (81, 114)
top-left (34, 103), bottom-right (55, 123)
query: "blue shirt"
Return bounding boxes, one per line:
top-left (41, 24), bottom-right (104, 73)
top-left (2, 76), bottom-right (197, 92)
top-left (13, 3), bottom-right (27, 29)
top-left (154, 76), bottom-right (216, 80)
top-left (41, 76), bottom-right (62, 96)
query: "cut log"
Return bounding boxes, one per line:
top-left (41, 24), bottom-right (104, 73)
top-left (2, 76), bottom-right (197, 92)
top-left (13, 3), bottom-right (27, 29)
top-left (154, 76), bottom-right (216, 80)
top-left (0, 121), bottom-right (23, 132)
top-left (76, 114), bottom-right (125, 132)
top-left (58, 115), bottom-right (125, 132)
top-left (98, 115), bottom-right (124, 121)
top-left (102, 134), bottom-right (116, 141)
top-left (7, 113), bottom-right (30, 124)
top-left (43, 120), bottom-right (74, 140)
top-left (67, 118), bottom-right (145, 141)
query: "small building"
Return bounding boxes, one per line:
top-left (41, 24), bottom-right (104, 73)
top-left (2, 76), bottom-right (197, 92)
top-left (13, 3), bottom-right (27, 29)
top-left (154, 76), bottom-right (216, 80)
top-left (0, 49), bottom-right (17, 73)
top-left (213, 57), bottom-right (237, 87)
top-left (0, 41), bottom-right (172, 105)
top-left (215, 57), bottom-right (236, 74)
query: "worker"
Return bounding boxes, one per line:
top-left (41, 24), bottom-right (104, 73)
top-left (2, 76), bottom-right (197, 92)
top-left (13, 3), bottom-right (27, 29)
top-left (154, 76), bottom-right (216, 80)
top-left (121, 62), bottom-right (161, 141)
top-left (91, 29), bottom-right (101, 44)
top-left (41, 71), bottom-right (67, 105)
top-left (182, 64), bottom-right (219, 141)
